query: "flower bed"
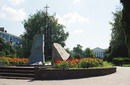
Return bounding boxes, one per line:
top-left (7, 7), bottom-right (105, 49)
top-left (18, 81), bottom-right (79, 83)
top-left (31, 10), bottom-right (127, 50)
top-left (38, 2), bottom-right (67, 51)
top-left (35, 58), bottom-right (115, 80)
top-left (0, 56), bottom-right (28, 65)
top-left (53, 58), bottom-right (105, 69)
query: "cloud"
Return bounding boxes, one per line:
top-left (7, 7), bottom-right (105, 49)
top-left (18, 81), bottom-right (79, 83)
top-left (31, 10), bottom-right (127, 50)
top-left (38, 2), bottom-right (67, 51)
top-left (8, 0), bottom-right (25, 5)
top-left (73, 29), bottom-right (83, 34)
top-left (56, 12), bottom-right (88, 26)
top-left (0, 6), bottom-right (26, 21)
top-left (73, 0), bottom-right (80, 4)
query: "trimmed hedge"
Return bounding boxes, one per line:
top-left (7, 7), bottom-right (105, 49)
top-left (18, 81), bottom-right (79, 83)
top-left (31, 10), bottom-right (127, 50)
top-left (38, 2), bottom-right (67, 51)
top-left (112, 57), bottom-right (130, 65)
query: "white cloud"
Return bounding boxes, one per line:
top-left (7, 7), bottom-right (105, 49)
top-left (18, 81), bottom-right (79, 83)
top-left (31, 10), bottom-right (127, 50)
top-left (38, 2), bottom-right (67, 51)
top-left (0, 6), bottom-right (26, 21)
top-left (73, 0), bottom-right (80, 4)
top-left (56, 12), bottom-right (88, 26)
top-left (73, 29), bottom-right (83, 34)
top-left (8, 0), bottom-right (25, 5)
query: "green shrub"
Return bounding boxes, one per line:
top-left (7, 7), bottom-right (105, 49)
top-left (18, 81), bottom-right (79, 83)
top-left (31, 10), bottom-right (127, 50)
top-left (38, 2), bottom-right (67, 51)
top-left (112, 57), bottom-right (130, 65)
top-left (121, 64), bottom-right (130, 67)
top-left (69, 62), bottom-right (79, 68)
top-left (53, 61), bottom-right (70, 69)
top-left (102, 61), bottom-right (113, 67)
top-left (79, 59), bottom-right (103, 68)
top-left (79, 60), bottom-right (91, 68)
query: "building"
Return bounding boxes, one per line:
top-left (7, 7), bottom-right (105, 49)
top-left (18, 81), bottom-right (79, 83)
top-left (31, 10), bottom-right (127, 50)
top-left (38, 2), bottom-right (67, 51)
top-left (0, 27), bottom-right (22, 46)
top-left (93, 47), bottom-right (105, 58)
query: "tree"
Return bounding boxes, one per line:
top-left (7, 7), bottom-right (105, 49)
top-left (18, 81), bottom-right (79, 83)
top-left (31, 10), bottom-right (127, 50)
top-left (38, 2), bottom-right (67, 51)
top-left (105, 9), bottom-right (128, 61)
top-left (14, 45), bottom-right (24, 58)
top-left (121, 0), bottom-right (130, 57)
top-left (83, 48), bottom-right (95, 58)
top-left (72, 44), bottom-right (83, 59)
top-left (0, 38), bottom-right (16, 57)
top-left (22, 10), bottom-right (69, 58)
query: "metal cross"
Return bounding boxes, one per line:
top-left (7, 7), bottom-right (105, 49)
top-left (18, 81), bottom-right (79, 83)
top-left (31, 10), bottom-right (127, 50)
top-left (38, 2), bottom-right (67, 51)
top-left (44, 4), bottom-right (49, 14)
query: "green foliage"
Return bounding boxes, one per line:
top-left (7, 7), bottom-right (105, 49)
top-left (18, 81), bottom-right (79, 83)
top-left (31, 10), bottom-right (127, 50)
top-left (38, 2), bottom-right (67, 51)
top-left (53, 60), bottom-right (113, 69)
top-left (0, 38), bottom-right (16, 57)
top-left (121, 64), bottom-right (130, 67)
top-left (102, 61), bottom-right (113, 68)
top-left (53, 58), bottom-right (105, 69)
top-left (112, 57), bottom-right (130, 65)
top-left (79, 59), bottom-right (103, 68)
top-left (72, 44), bottom-right (83, 59)
top-left (121, 1), bottom-right (130, 57)
top-left (21, 10), bottom-right (69, 58)
top-left (14, 45), bottom-right (24, 58)
top-left (79, 61), bottom-right (92, 68)
top-left (83, 48), bottom-right (95, 58)
top-left (105, 8), bottom-right (128, 61)
top-left (72, 45), bottom-right (96, 59)
top-left (53, 61), bottom-right (70, 69)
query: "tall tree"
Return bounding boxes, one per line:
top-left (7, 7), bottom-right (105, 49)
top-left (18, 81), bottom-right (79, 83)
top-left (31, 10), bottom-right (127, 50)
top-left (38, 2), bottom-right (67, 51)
top-left (105, 9), bottom-right (128, 61)
top-left (0, 38), bottom-right (16, 57)
top-left (73, 44), bottom-right (83, 59)
top-left (83, 48), bottom-right (95, 58)
top-left (22, 10), bottom-right (69, 58)
top-left (121, 0), bottom-right (130, 57)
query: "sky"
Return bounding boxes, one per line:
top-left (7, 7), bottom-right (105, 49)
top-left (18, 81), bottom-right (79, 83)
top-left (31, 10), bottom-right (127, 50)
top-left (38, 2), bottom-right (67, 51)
top-left (0, 0), bottom-right (121, 50)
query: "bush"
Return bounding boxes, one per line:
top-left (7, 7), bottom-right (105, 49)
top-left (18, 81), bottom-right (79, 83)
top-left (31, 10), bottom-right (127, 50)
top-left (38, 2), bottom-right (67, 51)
top-left (53, 61), bottom-right (70, 69)
top-left (79, 60), bottom-right (92, 68)
top-left (102, 61), bottom-right (113, 68)
top-left (121, 64), bottom-right (130, 67)
top-left (79, 58), bottom-right (103, 68)
top-left (112, 57), bottom-right (130, 65)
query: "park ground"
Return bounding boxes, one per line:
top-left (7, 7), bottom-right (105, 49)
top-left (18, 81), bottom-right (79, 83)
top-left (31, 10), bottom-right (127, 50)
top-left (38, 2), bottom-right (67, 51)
top-left (0, 67), bottom-right (130, 85)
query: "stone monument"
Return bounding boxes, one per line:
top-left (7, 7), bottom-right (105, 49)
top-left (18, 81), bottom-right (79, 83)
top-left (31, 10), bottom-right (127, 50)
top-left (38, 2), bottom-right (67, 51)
top-left (28, 34), bottom-right (45, 65)
top-left (52, 43), bottom-right (70, 64)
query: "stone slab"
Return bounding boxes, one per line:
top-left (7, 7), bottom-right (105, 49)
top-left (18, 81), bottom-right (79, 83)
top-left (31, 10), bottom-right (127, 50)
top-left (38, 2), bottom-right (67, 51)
top-left (52, 43), bottom-right (70, 64)
top-left (28, 34), bottom-right (45, 65)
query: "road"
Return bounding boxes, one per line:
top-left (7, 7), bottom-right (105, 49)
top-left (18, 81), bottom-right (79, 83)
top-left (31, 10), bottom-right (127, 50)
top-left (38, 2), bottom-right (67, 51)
top-left (0, 67), bottom-right (130, 85)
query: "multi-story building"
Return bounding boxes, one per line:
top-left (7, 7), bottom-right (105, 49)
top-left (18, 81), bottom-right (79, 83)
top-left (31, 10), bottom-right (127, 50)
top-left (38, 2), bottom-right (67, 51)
top-left (93, 47), bottom-right (105, 58)
top-left (0, 27), bottom-right (22, 46)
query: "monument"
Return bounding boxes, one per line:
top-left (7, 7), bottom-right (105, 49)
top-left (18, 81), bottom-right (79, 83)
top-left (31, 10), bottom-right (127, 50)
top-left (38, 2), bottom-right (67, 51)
top-left (28, 34), bottom-right (45, 65)
top-left (28, 5), bottom-right (69, 65)
top-left (52, 43), bottom-right (70, 64)
top-left (28, 5), bottom-right (51, 65)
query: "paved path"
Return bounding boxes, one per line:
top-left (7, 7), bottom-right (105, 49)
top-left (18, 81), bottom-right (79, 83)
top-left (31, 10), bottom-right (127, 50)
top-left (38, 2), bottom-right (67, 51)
top-left (0, 67), bottom-right (130, 85)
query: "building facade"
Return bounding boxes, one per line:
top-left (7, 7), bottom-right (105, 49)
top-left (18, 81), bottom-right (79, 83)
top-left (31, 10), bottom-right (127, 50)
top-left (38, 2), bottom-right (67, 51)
top-left (93, 47), bottom-right (105, 58)
top-left (0, 27), bottom-right (22, 46)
